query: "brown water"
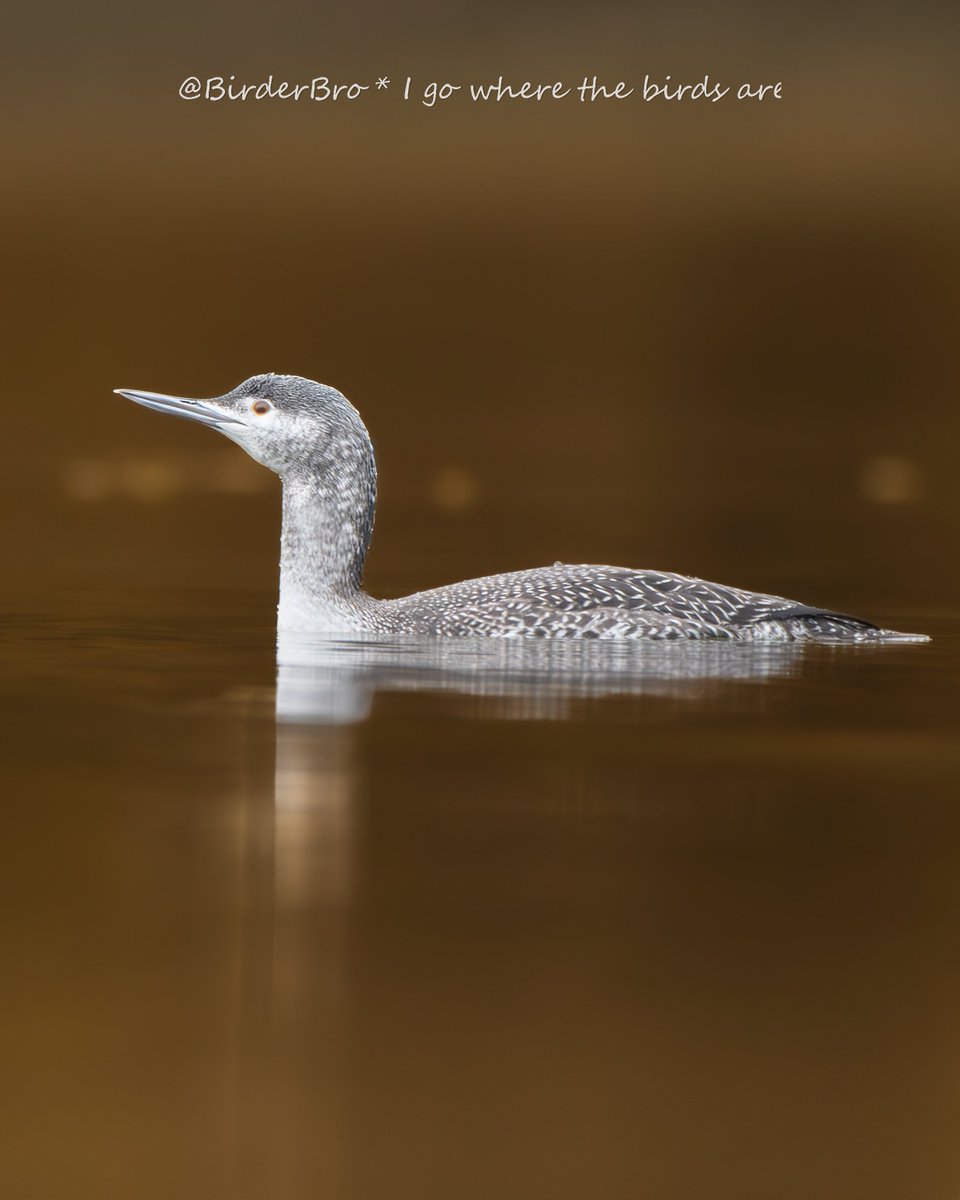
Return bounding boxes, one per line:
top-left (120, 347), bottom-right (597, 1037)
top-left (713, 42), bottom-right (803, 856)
top-left (2, 579), bottom-right (957, 1200)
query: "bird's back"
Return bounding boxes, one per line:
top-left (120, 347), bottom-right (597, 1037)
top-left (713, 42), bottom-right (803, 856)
top-left (381, 563), bottom-right (926, 642)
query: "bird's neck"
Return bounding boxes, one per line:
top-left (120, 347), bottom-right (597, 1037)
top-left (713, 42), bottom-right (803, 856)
top-left (277, 445), bottom-right (377, 631)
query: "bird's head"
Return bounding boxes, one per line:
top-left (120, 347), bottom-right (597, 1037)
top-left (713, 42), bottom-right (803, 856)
top-left (115, 374), bottom-right (371, 479)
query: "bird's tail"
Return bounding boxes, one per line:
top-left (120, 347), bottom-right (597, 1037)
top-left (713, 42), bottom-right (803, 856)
top-left (759, 606), bottom-right (930, 643)
top-left (792, 613), bottom-right (929, 643)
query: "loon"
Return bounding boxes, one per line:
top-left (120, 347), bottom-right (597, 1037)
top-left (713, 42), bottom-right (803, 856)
top-left (115, 374), bottom-right (927, 643)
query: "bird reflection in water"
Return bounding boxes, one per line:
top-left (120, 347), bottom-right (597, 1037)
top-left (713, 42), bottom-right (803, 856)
top-left (246, 632), bottom-right (811, 1190)
top-left (240, 712), bottom-right (356, 1193)
top-left (274, 633), bottom-right (810, 725)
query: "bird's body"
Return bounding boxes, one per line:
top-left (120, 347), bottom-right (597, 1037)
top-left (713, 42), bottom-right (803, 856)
top-left (115, 374), bottom-right (927, 644)
top-left (378, 565), bottom-right (915, 641)
top-left (277, 562), bottom-right (922, 641)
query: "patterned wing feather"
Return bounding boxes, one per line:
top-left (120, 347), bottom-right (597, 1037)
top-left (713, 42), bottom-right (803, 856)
top-left (391, 564), bottom-right (884, 640)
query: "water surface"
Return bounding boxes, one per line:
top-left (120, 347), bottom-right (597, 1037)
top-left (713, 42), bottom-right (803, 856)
top-left (1, 588), bottom-right (958, 1200)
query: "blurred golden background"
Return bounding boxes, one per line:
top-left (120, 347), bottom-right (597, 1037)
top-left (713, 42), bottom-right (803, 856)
top-left (2, 1), bottom-right (958, 616)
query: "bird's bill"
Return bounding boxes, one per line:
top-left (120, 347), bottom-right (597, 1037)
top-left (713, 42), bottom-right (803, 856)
top-left (114, 388), bottom-right (244, 428)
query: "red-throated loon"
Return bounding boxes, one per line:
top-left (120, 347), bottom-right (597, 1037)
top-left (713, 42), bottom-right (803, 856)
top-left (115, 374), bottom-right (928, 643)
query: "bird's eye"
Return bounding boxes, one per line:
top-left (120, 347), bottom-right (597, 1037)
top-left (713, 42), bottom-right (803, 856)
top-left (251, 400), bottom-right (272, 416)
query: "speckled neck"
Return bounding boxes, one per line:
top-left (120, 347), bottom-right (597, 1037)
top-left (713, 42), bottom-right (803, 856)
top-left (277, 424), bottom-right (377, 632)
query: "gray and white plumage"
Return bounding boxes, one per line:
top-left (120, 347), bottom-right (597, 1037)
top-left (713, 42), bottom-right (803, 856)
top-left (115, 374), bottom-right (928, 644)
